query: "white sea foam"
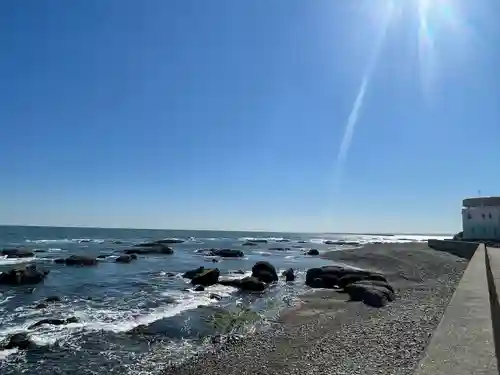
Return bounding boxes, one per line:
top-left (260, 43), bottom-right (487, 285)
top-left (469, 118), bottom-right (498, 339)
top-left (25, 238), bottom-right (105, 245)
top-left (0, 296), bottom-right (14, 305)
top-left (238, 237), bottom-right (286, 242)
top-left (0, 256), bottom-right (36, 266)
top-left (0, 348), bottom-right (18, 360)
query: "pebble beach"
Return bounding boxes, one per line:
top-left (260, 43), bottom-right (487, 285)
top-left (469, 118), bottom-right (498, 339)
top-left (166, 242), bottom-right (468, 375)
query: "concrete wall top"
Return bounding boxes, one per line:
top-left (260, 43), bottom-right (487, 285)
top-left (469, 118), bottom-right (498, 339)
top-left (464, 197), bottom-right (500, 208)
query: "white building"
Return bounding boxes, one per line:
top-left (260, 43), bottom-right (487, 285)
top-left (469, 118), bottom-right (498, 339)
top-left (462, 197), bottom-right (500, 241)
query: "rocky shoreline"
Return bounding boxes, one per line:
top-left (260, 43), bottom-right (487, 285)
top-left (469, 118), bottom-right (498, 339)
top-left (164, 243), bottom-right (468, 375)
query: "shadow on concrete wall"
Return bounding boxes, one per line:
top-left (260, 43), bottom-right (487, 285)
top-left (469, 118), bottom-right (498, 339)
top-left (428, 239), bottom-right (479, 260)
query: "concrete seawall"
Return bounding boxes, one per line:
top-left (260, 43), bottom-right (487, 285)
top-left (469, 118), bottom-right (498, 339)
top-left (427, 239), bottom-right (479, 260)
top-left (415, 244), bottom-right (498, 375)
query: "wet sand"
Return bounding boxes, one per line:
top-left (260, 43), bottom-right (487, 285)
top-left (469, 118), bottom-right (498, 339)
top-left (164, 243), bottom-right (468, 375)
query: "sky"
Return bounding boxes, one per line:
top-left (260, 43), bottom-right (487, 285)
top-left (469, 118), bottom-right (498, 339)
top-left (1, 0), bottom-right (499, 234)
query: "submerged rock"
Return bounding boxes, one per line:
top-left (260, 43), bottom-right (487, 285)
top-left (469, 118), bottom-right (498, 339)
top-left (252, 261), bottom-right (278, 283)
top-left (209, 249), bottom-right (244, 258)
top-left (242, 242), bottom-right (258, 246)
top-left (1, 248), bottom-right (34, 258)
top-left (268, 247), bottom-right (291, 251)
top-left (307, 249), bottom-right (319, 256)
top-left (55, 255), bottom-right (97, 266)
top-left (276, 239), bottom-right (290, 243)
top-left (323, 240), bottom-right (360, 246)
top-left (116, 255), bottom-right (134, 263)
top-left (135, 239), bottom-right (184, 247)
top-left (124, 245), bottom-right (173, 255)
top-left (3, 333), bottom-right (34, 350)
top-left (194, 285), bottom-right (205, 291)
top-left (0, 265), bottom-right (49, 285)
top-left (28, 317), bottom-right (79, 330)
top-left (46, 295), bottom-right (61, 303)
top-left (250, 239), bottom-right (268, 244)
top-left (219, 276), bottom-right (266, 292)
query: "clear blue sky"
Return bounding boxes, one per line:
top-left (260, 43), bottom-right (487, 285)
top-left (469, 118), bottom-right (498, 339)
top-left (1, 0), bottom-right (499, 233)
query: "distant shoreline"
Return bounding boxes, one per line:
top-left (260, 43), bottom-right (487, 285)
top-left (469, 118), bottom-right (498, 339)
top-left (0, 224), bottom-right (453, 237)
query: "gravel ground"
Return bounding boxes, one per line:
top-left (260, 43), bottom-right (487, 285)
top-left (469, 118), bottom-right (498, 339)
top-left (163, 243), bottom-right (468, 375)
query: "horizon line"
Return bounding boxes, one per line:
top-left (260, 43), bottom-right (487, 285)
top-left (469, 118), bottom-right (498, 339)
top-left (0, 223), bottom-right (454, 236)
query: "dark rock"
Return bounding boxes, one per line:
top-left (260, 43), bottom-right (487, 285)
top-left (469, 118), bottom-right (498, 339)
top-left (239, 276), bottom-right (267, 291)
top-left (306, 265), bottom-right (386, 289)
top-left (249, 239), bottom-right (268, 244)
top-left (33, 249), bottom-right (46, 253)
top-left (234, 269), bottom-right (245, 275)
top-left (211, 258), bottom-right (219, 263)
top-left (345, 282), bottom-right (395, 302)
top-left (136, 239), bottom-right (183, 247)
top-left (165, 272), bottom-right (177, 277)
top-left (338, 275), bottom-right (366, 289)
top-left (282, 268), bottom-right (295, 282)
top-left (154, 239), bottom-right (184, 244)
top-left (268, 247), bottom-right (290, 251)
top-left (28, 317), bottom-right (79, 330)
top-left (63, 255), bottom-right (97, 266)
top-left (305, 268), bottom-right (323, 286)
top-left (242, 242), bottom-right (258, 246)
top-left (252, 261), bottom-right (278, 283)
top-left (46, 296), bottom-right (61, 303)
top-left (255, 270), bottom-right (276, 283)
top-left (35, 302), bottom-right (48, 309)
top-left (276, 239), bottom-right (290, 243)
top-left (311, 278), bottom-right (325, 288)
top-left (96, 255), bottom-right (108, 259)
top-left (218, 278), bottom-right (241, 288)
top-left (1, 249), bottom-right (35, 259)
top-left (2, 248), bottom-right (34, 258)
top-left (307, 249), bottom-right (319, 256)
top-left (4, 332), bottom-right (33, 350)
top-left (183, 267), bottom-right (205, 279)
top-left (323, 240), bottom-right (360, 246)
top-left (112, 240), bottom-right (124, 244)
top-left (191, 268), bottom-right (220, 286)
top-left (298, 241), bottom-right (307, 243)
top-left (130, 254), bottom-right (138, 260)
top-left (209, 293), bottom-right (222, 300)
top-left (219, 276), bottom-right (267, 292)
top-left (321, 274), bottom-right (339, 288)
top-left (362, 289), bottom-right (389, 307)
top-left (194, 285), bottom-right (205, 291)
top-left (0, 265), bottom-right (49, 285)
top-left (116, 255), bottom-right (133, 263)
top-left (209, 249), bottom-right (244, 258)
top-left (124, 245), bottom-right (173, 255)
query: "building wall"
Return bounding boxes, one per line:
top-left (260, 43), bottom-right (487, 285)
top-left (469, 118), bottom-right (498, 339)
top-left (462, 206), bottom-right (500, 240)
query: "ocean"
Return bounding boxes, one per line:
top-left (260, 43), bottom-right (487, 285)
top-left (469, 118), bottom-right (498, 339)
top-left (0, 225), bottom-right (449, 375)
